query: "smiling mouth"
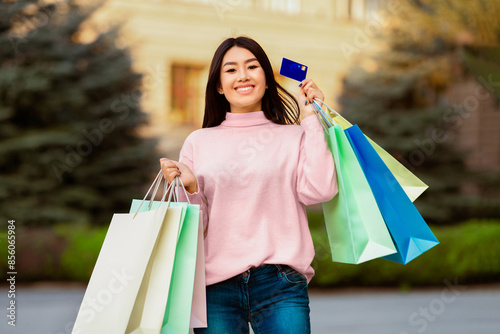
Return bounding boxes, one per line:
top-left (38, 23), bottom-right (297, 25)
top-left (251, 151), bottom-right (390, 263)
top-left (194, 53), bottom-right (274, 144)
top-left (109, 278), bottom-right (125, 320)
top-left (235, 86), bottom-right (254, 94)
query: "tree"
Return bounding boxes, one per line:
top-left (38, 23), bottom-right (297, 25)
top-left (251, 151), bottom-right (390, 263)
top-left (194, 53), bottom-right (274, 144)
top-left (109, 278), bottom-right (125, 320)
top-left (337, 0), bottom-right (500, 223)
top-left (0, 0), bottom-right (159, 226)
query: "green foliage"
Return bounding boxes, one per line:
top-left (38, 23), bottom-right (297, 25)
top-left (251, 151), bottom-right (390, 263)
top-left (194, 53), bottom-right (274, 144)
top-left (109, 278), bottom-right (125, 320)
top-left (0, 0), bottom-right (158, 227)
top-left (463, 45), bottom-right (500, 99)
top-left (55, 223), bottom-right (109, 281)
top-left (337, 1), bottom-right (500, 223)
top-left (0, 226), bottom-right (69, 281)
top-left (338, 57), bottom-right (470, 223)
top-left (308, 211), bottom-right (500, 288)
top-left (0, 223), bottom-right (109, 282)
top-left (1, 216), bottom-right (499, 286)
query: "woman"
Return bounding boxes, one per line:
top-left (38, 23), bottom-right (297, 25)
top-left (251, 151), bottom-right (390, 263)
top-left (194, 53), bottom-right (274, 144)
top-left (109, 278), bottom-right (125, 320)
top-left (160, 36), bottom-right (337, 334)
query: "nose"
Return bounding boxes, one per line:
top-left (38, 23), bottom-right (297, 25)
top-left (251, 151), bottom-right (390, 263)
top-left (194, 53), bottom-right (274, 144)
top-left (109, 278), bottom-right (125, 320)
top-left (238, 67), bottom-right (249, 81)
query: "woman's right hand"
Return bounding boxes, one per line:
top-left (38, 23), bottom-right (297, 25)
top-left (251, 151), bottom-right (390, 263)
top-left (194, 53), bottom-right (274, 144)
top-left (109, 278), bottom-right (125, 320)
top-left (159, 158), bottom-right (198, 194)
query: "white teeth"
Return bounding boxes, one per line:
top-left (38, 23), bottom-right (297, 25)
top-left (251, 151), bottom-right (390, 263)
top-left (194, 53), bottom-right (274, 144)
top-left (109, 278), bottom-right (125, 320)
top-left (236, 86), bottom-right (253, 92)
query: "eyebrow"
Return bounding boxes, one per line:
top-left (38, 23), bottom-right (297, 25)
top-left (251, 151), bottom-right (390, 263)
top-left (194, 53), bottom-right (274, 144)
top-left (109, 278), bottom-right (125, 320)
top-left (223, 58), bottom-right (258, 67)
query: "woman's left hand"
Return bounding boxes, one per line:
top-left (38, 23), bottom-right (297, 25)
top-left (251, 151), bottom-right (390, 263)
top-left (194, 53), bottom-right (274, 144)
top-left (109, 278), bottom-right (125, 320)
top-left (298, 79), bottom-right (325, 120)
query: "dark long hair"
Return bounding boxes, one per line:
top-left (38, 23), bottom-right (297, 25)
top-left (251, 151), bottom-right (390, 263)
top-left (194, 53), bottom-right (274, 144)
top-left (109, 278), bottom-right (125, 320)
top-left (202, 36), bottom-right (300, 128)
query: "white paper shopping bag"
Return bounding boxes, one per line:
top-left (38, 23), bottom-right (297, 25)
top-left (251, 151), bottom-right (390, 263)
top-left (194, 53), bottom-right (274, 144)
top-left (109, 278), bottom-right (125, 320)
top-left (72, 171), bottom-right (183, 334)
top-left (126, 204), bottom-right (183, 333)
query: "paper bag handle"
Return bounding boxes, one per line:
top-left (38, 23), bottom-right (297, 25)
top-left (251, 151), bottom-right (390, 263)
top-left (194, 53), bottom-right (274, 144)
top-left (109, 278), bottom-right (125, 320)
top-left (170, 176), bottom-right (192, 205)
top-left (133, 170), bottom-right (176, 218)
top-left (314, 98), bottom-right (341, 117)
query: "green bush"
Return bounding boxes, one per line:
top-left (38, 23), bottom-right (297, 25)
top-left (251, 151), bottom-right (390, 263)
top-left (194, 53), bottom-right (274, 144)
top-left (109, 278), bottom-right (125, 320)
top-left (1, 217), bottom-right (499, 286)
top-left (308, 212), bottom-right (500, 288)
top-left (0, 224), bottom-right (108, 282)
top-left (54, 224), bottom-right (109, 281)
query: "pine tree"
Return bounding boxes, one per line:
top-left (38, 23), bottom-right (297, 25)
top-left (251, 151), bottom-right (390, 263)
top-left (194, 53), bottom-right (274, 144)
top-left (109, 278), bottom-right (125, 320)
top-left (337, 0), bottom-right (500, 223)
top-left (0, 0), bottom-right (159, 226)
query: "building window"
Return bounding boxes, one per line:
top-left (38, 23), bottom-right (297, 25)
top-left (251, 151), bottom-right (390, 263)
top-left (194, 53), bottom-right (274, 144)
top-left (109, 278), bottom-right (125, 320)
top-left (336, 0), bottom-right (390, 21)
top-left (177, 0), bottom-right (212, 4)
top-left (177, 0), bottom-right (254, 9)
top-left (170, 64), bottom-right (204, 125)
top-left (260, 0), bottom-right (301, 15)
top-left (350, 0), bottom-right (365, 21)
top-left (365, 0), bottom-right (390, 20)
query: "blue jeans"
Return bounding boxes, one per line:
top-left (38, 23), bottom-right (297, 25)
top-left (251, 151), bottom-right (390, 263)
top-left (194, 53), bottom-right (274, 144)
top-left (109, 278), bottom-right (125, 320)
top-left (193, 264), bottom-right (311, 334)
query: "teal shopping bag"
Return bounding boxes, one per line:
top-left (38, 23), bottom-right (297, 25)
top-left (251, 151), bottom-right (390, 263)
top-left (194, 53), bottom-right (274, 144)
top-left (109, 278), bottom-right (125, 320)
top-left (345, 125), bottom-right (439, 264)
top-left (321, 124), bottom-right (397, 264)
top-left (162, 202), bottom-right (200, 334)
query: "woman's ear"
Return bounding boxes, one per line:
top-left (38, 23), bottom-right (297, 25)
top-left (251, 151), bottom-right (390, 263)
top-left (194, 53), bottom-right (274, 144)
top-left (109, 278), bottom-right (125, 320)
top-left (217, 84), bottom-right (224, 95)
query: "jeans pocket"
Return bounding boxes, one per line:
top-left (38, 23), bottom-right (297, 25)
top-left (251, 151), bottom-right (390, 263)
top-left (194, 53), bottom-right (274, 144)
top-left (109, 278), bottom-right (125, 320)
top-left (280, 265), bottom-right (307, 284)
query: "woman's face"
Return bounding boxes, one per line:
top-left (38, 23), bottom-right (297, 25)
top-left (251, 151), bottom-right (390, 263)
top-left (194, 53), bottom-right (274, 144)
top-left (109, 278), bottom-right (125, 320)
top-left (219, 46), bottom-right (267, 113)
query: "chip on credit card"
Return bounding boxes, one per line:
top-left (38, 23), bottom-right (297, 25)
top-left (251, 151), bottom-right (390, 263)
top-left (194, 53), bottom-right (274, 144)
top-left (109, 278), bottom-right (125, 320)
top-left (279, 58), bottom-right (308, 82)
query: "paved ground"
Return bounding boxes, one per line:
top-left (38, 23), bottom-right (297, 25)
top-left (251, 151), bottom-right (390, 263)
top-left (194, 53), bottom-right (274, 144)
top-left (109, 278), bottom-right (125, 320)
top-left (1, 283), bottom-right (499, 334)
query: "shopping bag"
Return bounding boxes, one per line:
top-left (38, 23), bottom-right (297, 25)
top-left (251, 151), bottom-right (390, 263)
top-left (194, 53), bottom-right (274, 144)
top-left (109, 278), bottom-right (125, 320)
top-left (345, 124), bottom-right (439, 264)
top-left (169, 177), bottom-right (208, 328)
top-left (319, 121), bottom-right (397, 264)
top-left (72, 172), bottom-right (183, 334)
top-left (163, 202), bottom-right (201, 334)
top-left (126, 203), bottom-right (184, 332)
top-left (129, 177), bottom-right (207, 333)
top-left (317, 99), bottom-right (428, 201)
top-left (188, 210), bottom-right (207, 329)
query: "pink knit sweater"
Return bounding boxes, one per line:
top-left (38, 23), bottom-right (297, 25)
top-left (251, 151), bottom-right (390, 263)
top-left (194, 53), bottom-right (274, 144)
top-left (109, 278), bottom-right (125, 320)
top-left (178, 111), bottom-right (337, 286)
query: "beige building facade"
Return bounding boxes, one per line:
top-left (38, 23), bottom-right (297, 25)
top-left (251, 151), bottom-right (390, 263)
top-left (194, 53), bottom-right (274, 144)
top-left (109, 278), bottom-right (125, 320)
top-left (92, 0), bottom-right (393, 156)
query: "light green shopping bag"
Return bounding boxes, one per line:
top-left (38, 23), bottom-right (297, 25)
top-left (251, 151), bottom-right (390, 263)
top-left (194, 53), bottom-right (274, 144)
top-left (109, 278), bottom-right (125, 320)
top-left (321, 124), bottom-right (397, 264)
top-left (162, 201), bottom-right (201, 334)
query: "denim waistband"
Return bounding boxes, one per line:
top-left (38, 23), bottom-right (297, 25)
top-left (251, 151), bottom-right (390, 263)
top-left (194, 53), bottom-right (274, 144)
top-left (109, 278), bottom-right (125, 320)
top-left (239, 264), bottom-right (290, 280)
top-left (243, 264), bottom-right (277, 274)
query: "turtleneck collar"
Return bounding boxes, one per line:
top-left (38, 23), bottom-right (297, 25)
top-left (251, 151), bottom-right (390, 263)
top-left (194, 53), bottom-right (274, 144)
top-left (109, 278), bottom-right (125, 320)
top-left (220, 111), bottom-right (271, 127)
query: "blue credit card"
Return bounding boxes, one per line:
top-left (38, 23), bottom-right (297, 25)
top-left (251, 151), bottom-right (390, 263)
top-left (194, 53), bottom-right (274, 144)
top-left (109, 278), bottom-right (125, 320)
top-left (279, 58), bottom-right (308, 82)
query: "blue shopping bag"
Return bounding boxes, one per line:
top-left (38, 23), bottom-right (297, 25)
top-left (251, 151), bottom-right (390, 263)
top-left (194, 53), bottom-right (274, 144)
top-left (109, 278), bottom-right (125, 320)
top-left (345, 125), bottom-right (439, 264)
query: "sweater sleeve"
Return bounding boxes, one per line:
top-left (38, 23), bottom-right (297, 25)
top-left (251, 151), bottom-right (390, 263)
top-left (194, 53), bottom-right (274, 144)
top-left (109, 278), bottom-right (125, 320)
top-left (177, 135), bottom-right (209, 233)
top-left (296, 114), bottom-right (338, 206)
